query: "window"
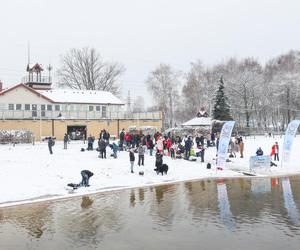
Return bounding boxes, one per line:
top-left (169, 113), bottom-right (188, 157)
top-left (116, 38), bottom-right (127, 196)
top-left (47, 105), bottom-right (52, 111)
top-left (96, 106), bottom-right (101, 111)
top-left (25, 104), bottom-right (30, 110)
top-left (8, 104), bottom-right (14, 110)
top-left (32, 104), bottom-right (37, 117)
top-left (41, 104), bottom-right (45, 111)
top-left (89, 105), bottom-right (94, 111)
top-left (102, 106), bottom-right (107, 118)
top-left (55, 105), bottom-right (60, 111)
top-left (16, 104), bottom-right (22, 110)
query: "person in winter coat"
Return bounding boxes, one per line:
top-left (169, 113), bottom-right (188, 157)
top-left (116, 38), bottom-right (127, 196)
top-left (80, 170), bottom-right (94, 187)
top-left (111, 142), bottom-right (118, 158)
top-left (98, 138), bottom-right (106, 159)
top-left (197, 145), bottom-right (205, 162)
top-left (206, 133), bottom-right (211, 147)
top-left (138, 144), bottom-right (145, 166)
top-left (87, 135), bottom-right (94, 151)
top-left (256, 147), bottom-right (264, 156)
top-left (147, 137), bottom-right (154, 156)
top-left (48, 136), bottom-right (54, 154)
top-left (125, 133), bottom-right (132, 147)
top-left (156, 137), bottom-right (164, 153)
top-left (129, 148), bottom-right (135, 173)
top-left (63, 133), bottom-right (68, 149)
top-left (271, 142), bottom-right (279, 161)
top-left (119, 129), bottom-right (125, 151)
top-left (238, 136), bottom-right (244, 158)
top-left (184, 137), bottom-right (193, 160)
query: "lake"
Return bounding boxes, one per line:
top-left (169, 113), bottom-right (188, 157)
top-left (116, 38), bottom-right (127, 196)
top-left (1, 176), bottom-right (300, 250)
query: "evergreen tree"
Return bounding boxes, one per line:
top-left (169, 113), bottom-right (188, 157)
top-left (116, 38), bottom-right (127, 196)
top-left (212, 77), bottom-right (232, 121)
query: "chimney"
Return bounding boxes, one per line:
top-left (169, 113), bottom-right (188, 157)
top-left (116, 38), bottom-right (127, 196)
top-left (0, 80), bottom-right (3, 92)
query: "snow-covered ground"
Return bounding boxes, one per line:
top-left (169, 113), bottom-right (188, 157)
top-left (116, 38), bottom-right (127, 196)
top-left (1, 135), bottom-right (300, 207)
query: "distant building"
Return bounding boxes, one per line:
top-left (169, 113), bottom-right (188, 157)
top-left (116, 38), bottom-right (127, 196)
top-left (0, 63), bottom-right (162, 140)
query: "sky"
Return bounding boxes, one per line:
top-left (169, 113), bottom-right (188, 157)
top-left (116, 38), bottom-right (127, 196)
top-left (1, 0), bottom-right (300, 107)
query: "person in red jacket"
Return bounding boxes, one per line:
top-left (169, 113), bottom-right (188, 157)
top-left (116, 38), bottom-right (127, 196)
top-left (271, 142), bottom-right (279, 161)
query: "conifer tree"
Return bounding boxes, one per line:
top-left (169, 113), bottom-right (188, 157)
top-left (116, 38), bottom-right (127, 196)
top-left (212, 77), bottom-right (232, 121)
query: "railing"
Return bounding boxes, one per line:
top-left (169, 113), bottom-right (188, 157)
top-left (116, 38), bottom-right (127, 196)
top-left (0, 110), bottom-right (161, 120)
top-left (22, 76), bottom-right (52, 84)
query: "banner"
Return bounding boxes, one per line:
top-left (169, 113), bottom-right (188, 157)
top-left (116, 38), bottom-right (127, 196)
top-left (217, 121), bottom-right (235, 170)
top-left (282, 120), bottom-right (300, 165)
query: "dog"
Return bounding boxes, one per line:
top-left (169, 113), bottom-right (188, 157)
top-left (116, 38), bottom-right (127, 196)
top-left (155, 163), bottom-right (169, 175)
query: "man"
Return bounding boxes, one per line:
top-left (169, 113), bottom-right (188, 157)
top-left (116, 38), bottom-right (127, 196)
top-left (80, 170), bottom-right (94, 187)
top-left (184, 137), bottom-right (193, 160)
top-left (48, 136), bottom-right (54, 154)
top-left (271, 142), bottom-right (279, 161)
top-left (63, 133), bottom-right (68, 149)
top-left (98, 138), bottom-right (107, 159)
top-left (119, 128), bottom-right (125, 151)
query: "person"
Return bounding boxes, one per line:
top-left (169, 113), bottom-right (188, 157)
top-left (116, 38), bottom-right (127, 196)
top-left (206, 133), bottom-right (211, 147)
top-left (156, 137), bottom-right (164, 154)
top-left (48, 136), bottom-right (54, 154)
top-left (184, 136), bottom-right (193, 160)
top-left (238, 136), bottom-right (244, 158)
top-left (119, 128), bottom-right (125, 151)
top-left (271, 142), bottom-right (279, 161)
top-left (98, 138), bottom-right (106, 159)
top-left (196, 145), bottom-right (205, 162)
top-left (111, 142), bottom-right (118, 158)
top-left (138, 144), bottom-right (145, 166)
top-left (80, 170), bottom-right (94, 187)
top-left (147, 137), bottom-right (154, 156)
top-left (170, 143), bottom-right (177, 159)
top-left (256, 147), bottom-right (264, 156)
top-left (87, 135), bottom-right (94, 151)
top-left (129, 148), bottom-right (135, 173)
top-left (63, 133), bottom-right (68, 149)
top-left (229, 139), bottom-right (236, 157)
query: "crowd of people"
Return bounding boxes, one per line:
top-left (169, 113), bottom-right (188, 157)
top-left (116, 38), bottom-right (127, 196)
top-left (47, 128), bottom-right (282, 178)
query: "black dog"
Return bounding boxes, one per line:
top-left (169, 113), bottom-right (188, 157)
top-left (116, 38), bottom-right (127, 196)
top-left (155, 163), bottom-right (169, 175)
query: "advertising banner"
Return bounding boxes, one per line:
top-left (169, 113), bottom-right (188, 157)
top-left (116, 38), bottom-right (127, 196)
top-left (217, 121), bottom-right (235, 170)
top-left (282, 120), bottom-right (300, 165)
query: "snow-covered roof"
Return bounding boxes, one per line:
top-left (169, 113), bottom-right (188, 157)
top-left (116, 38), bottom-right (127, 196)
top-left (37, 89), bottom-right (124, 105)
top-left (182, 116), bottom-right (213, 126)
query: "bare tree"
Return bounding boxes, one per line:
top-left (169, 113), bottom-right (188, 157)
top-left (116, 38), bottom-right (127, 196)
top-left (57, 47), bottom-right (125, 95)
top-left (145, 64), bottom-right (180, 129)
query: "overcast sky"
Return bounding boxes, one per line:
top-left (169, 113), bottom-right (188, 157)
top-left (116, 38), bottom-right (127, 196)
top-left (1, 0), bottom-right (300, 106)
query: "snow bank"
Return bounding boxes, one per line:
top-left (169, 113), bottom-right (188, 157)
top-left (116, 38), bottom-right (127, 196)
top-left (0, 135), bottom-right (300, 207)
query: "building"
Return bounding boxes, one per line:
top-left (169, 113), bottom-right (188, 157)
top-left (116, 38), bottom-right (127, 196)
top-left (0, 63), bottom-right (162, 140)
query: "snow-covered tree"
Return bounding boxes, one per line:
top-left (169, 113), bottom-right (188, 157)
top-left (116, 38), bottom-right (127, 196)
top-left (212, 77), bottom-right (232, 121)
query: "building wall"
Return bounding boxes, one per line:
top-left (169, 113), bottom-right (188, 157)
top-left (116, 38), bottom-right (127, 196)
top-left (0, 119), bottom-right (162, 140)
top-left (0, 86), bottom-right (52, 105)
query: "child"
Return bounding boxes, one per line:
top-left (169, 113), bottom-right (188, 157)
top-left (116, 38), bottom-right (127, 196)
top-left (129, 148), bottom-right (135, 173)
top-left (138, 144), bottom-right (145, 166)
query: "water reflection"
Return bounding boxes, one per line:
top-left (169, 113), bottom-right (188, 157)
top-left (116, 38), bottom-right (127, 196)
top-left (1, 176), bottom-right (300, 249)
top-left (282, 178), bottom-right (300, 226)
top-left (217, 180), bottom-right (236, 230)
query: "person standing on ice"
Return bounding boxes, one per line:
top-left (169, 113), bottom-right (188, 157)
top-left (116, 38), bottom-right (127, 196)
top-left (48, 136), bottom-right (54, 154)
top-left (138, 144), bottom-right (145, 166)
top-left (119, 128), bottom-right (125, 151)
top-left (238, 136), bottom-right (244, 158)
top-left (184, 136), bottom-right (193, 160)
top-left (129, 148), bottom-right (135, 173)
top-left (63, 133), bottom-right (68, 149)
top-left (271, 142), bottom-right (279, 161)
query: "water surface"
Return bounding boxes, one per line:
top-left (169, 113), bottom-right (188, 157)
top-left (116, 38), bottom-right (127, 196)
top-left (1, 176), bottom-right (300, 250)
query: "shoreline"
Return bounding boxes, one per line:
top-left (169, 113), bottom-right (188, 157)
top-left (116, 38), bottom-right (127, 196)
top-left (1, 171), bottom-right (300, 209)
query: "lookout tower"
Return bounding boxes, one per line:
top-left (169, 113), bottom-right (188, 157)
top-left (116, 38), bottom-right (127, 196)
top-left (22, 62), bottom-right (52, 90)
